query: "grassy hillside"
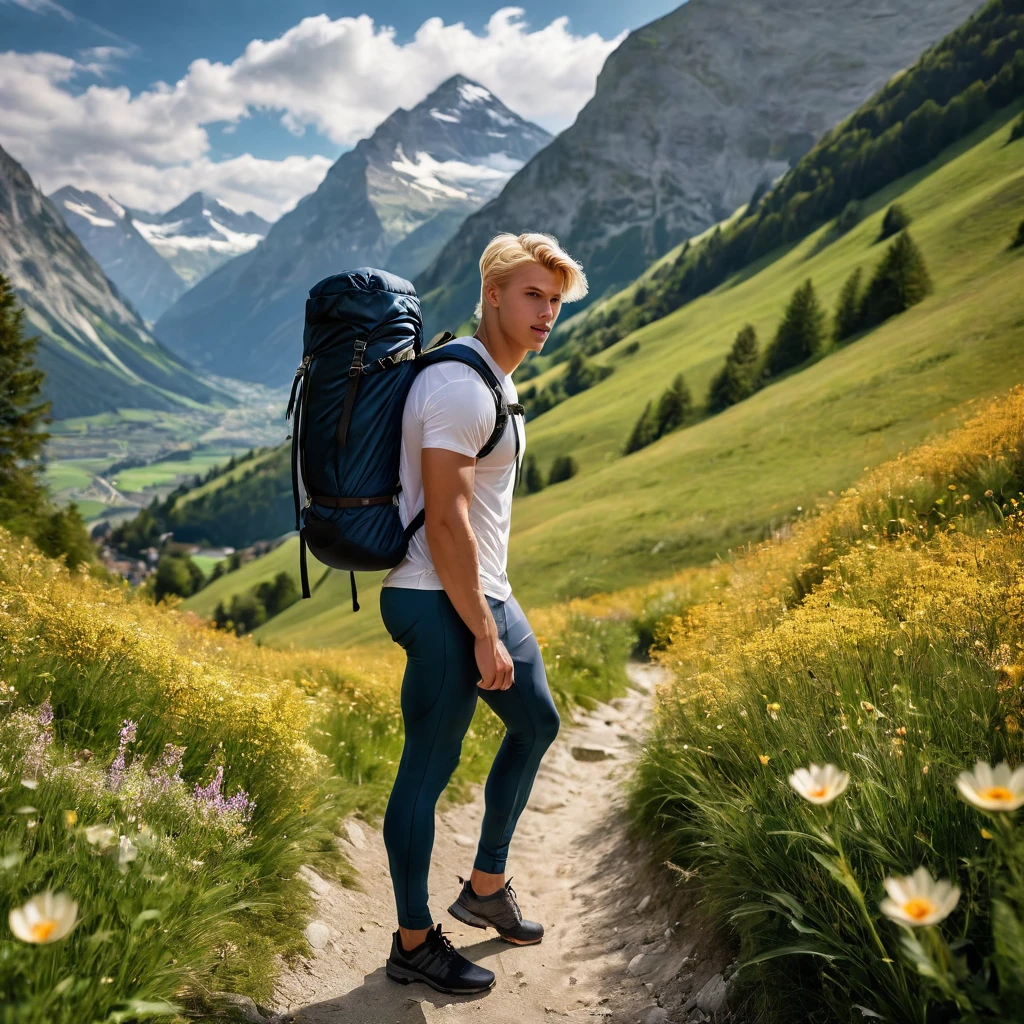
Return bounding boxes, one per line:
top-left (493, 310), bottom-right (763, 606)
top-left (183, 100), bottom-right (1024, 650)
top-left (630, 385), bottom-right (1024, 1021)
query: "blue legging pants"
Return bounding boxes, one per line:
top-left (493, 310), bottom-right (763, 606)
top-left (379, 585), bottom-right (560, 929)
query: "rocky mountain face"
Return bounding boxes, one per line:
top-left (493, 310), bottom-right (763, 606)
top-left (48, 186), bottom-right (188, 321)
top-left (0, 145), bottom-right (227, 419)
top-left (127, 192), bottom-right (270, 288)
top-left (415, 0), bottom-right (985, 338)
top-left (155, 74), bottom-right (551, 385)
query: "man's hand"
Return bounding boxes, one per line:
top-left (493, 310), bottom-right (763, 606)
top-left (476, 634), bottom-right (514, 691)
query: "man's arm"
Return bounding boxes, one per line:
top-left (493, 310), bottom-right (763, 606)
top-left (421, 446), bottom-right (514, 691)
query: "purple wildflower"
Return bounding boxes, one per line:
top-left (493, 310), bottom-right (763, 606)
top-left (192, 765), bottom-right (256, 822)
top-left (147, 743), bottom-right (185, 792)
top-left (37, 698), bottom-right (54, 728)
top-left (106, 718), bottom-right (138, 792)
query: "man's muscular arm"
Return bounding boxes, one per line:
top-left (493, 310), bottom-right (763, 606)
top-left (421, 446), bottom-right (514, 691)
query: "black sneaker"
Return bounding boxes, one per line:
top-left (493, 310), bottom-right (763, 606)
top-left (385, 922), bottom-right (495, 995)
top-left (447, 875), bottom-right (544, 945)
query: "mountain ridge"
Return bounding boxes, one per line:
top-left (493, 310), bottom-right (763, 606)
top-left (414, 0), bottom-right (986, 338)
top-left (154, 74), bottom-right (552, 386)
top-left (1, 145), bottom-right (229, 419)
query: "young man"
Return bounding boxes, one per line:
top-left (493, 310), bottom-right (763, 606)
top-left (380, 232), bottom-right (589, 995)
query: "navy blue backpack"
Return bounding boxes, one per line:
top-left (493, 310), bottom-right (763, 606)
top-left (286, 267), bottom-right (523, 611)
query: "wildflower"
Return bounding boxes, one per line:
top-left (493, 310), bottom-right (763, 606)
top-left (106, 719), bottom-right (138, 793)
top-left (860, 701), bottom-right (875, 713)
top-left (193, 765), bottom-right (256, 822)
top-left (955, 760), bottom-right (1024, 812)
top-left (759, 754), bottom-right (771, 765)
top-left (895, 726), bottom-right (907, 736)
top-left (85, 825), bottom-right (116, 849)
top-left (880, 867), bottom-right (960, 927)
top-left (36, 698), bottom-right (53, 728)
top-left (766, 702), bottom-right (781, 720)
top-left (64, 810), bottom-right (77, 828)
top-left (788, 763), bottom-right (850, 805)
top-left (118, 835), bottom-right (138, 867)
top-left (8, 891), bottom-right (78, 944)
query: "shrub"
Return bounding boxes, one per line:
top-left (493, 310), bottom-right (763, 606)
top-left (547, 454), bottom-right (579, 485)
top-left (213, 571), bottom-right (299, 636)
top-left (878, 201), bottom-right (912, 241)
top-left (1012, 219), bottom-right (1024, 250)
top-left (147, 552), bottom-right (205, 603)
top-left (764, 278), bottom-right (827, 376)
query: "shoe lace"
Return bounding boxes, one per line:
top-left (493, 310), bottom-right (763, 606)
top-left (504, 878), bottom-right (523, 923)
top-left (431, 924), bottom-right (459, 963)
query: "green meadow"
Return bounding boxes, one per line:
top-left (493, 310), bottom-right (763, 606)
top-left (184, 101), bottom-right (1024, 650)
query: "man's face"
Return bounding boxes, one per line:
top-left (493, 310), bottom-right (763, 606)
top-left (485, 262), bottom-right (563, 353)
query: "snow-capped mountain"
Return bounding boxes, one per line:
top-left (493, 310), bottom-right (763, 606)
top-left (155, 74), bottom-right (552, 385)
top-left (49, 186), bottom-right (188, 321)
top-left (127, 192), bottom-right (271, 287)
top-left (2, 146), bottom-right (227, 419)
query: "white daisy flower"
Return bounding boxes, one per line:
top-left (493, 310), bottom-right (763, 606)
top-left (955, 760), bottom-right (1024, 812)
top-left (8, 890), bottom-right (78, 944)
top-left (880, 866), bottom-right (960, 927)
top-left (788, 763), bottom-right (850, 805)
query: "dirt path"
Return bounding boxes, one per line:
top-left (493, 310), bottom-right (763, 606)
top-left (264, 661), bottom-right (731, 1024)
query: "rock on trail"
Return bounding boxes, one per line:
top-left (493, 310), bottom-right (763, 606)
top-left (263, 661), bottom-right (735, 1023)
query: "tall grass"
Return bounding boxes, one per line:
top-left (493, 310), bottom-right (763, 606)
top-left (0, 525), bottom-right (642, 1020)
top-left (628, 386), bottom-right (1024, 1021)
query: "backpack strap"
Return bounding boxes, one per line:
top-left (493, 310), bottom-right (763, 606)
top-left (408, 341), bottom-right (525, 538)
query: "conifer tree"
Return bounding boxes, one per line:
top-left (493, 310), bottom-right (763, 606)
top-left (832, 267), bottom-right (865, 343)
top-left (878, 202), bottom-right (912, 241)
top-left (522, 452), bottom-right (545, 494)
top-left (764, 279), bottom-right (827, 377)
top-left (655, 373), bottom-right (692, 436)
top-left (547, 454), bottom-right (578, 485)
top-left (0, 274), bottom-right (50, 528)
top-left (859, 229), bottom-right (933, 328)
top-left (707, 324), bottom-right (761, 412)
top-left (624, 400), bottom-right (659, 454)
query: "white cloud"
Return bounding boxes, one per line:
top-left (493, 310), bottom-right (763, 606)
top-left (0, 7), bottom-right (624, 220)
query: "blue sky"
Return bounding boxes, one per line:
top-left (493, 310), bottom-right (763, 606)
top-left (0, 1), bottom-right (680, 218)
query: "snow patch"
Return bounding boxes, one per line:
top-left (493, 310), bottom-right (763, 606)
top-left (430, 108), bottom-right (460, 124)
top-left (133, 217), bottom-right (263, 258)
top-left (390, 147), bottom-right (522, 202)
top-left (487, 109), bottom-right (516, 128)
top-left (458, 83), bottom-right (492, 105)
top-left (105, 195), bottom-right (126, 220)
top-left (486, 131), bottom-right (508, 138)
top-left (62, 200), bottom-right (116, 229)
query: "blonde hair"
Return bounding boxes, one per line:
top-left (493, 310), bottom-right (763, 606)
top-left (474, 232), bottom-right (588, 319)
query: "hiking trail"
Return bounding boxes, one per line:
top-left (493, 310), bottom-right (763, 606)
top-left (261, 661), bottom-right (732, 1024)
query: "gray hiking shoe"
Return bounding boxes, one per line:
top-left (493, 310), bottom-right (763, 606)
top-left (385, 922), bottom-right (495, 995)
top-left (447, 875), bottom-right (544, 945)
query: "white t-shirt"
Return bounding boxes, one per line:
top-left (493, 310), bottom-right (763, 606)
top-left (381, 335), bottom-right (524, 601)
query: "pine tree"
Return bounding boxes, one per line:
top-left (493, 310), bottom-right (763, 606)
top-left (654, 373), bottom-right (692, 436)
top-left (522, 452), bottom-right (545, 493)
top-left (707, 324), bottom-right (761, 413)
top-left (832, 267), bottom-right (865, 343)
top-left (547, 454), bottom-right (578, 485)
top-left (764, 279), bottom-right (827, 377)
top-left (0, 274), bottom-right (50, 528)
top-left (624, 400), bottom-right (659, 454)
top-left (859, 229), bottom-right (933, 328)
top-left (878, 202), bottom-right (912, 241)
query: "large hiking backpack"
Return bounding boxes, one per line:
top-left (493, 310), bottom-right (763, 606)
top-left (286, 267), bottom-right (524, 612)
